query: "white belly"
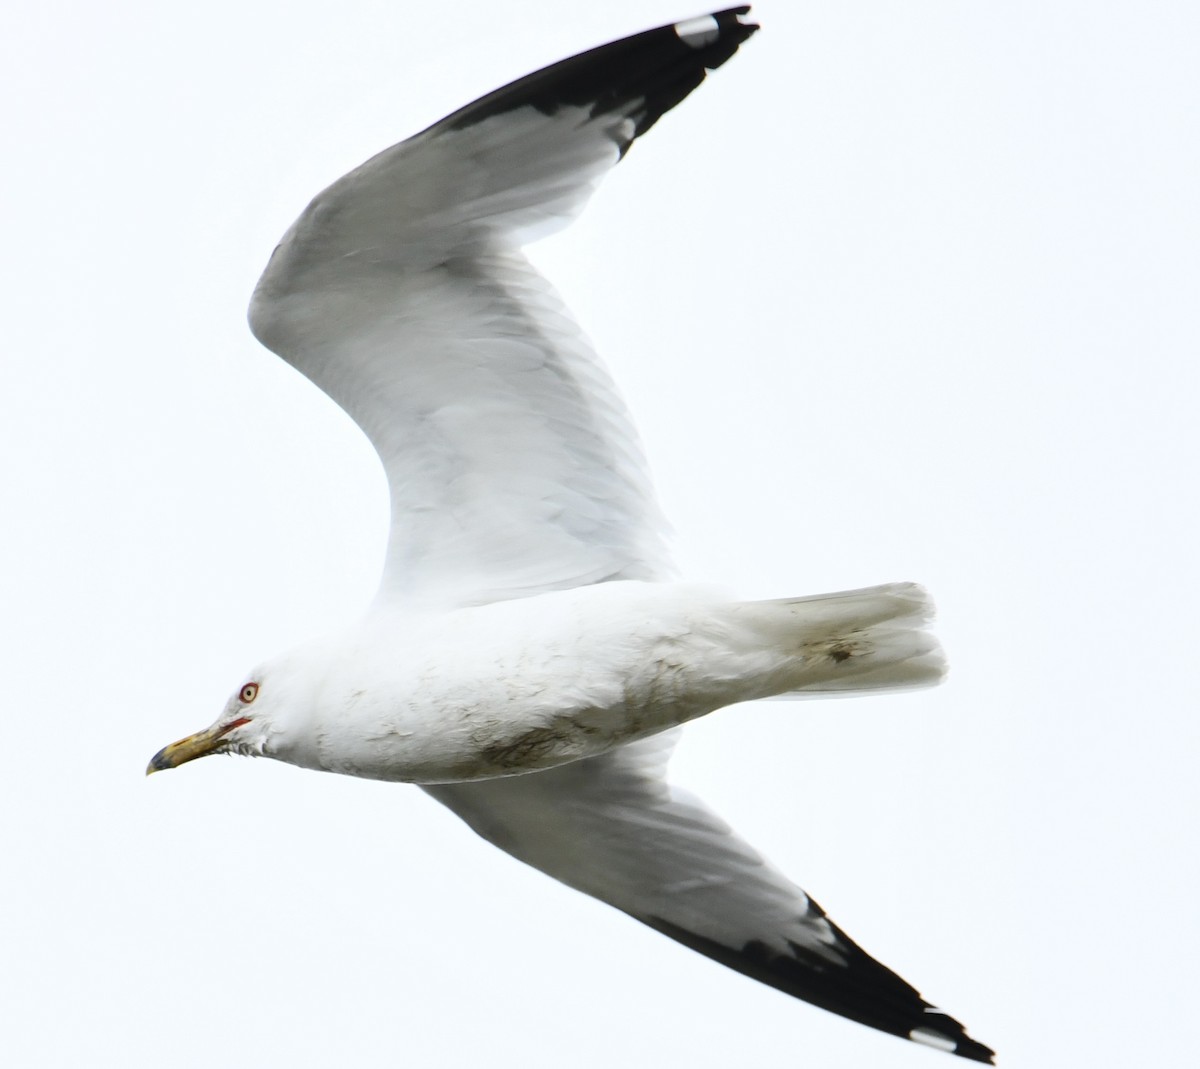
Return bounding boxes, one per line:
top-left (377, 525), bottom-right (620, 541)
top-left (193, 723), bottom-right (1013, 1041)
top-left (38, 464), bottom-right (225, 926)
top-left (261, 578), bottom-right (940, 784)
top-left (269, 582), bottom-right (752, 783)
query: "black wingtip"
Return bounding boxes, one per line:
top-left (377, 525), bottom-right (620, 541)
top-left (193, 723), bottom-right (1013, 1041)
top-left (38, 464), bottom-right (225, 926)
top-left (437, 7), bottom-right (758, 150)
top-left (646, 911), bottom-right (996, 1063)
top-left (952, 1034), bottom-right (997, 1064)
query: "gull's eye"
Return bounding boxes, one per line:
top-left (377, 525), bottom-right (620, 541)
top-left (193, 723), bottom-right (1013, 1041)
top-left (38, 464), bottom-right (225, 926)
top-left (239, 682), bottom-right (260, 704)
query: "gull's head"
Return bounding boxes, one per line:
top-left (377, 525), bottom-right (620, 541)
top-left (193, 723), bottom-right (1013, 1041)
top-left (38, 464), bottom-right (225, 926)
top-left (146, 672), bottom-right (281, 775)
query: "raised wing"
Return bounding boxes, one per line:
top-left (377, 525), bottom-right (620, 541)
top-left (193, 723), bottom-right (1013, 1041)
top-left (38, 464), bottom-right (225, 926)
top-left (248, 9), bottom-right (758, 610)
top-left (425, 739), bottom-right (995, 1064)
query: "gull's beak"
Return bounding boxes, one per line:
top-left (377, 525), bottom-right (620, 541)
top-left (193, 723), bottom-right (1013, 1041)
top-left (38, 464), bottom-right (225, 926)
top-left (146, 724), bottom-right (230, 775)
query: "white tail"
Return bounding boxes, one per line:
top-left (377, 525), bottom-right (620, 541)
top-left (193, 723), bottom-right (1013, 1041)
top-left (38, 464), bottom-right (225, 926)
top-left (739, 582), bottom-right (946, 699)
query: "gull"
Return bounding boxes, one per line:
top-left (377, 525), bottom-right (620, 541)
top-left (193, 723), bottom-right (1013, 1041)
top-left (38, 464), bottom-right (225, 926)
top-left (148, 7), bottom-right (994, 1062)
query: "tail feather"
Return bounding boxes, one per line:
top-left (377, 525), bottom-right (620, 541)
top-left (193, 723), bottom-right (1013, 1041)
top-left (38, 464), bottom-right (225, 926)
top-left (750, 582), bottom-right (946, 699)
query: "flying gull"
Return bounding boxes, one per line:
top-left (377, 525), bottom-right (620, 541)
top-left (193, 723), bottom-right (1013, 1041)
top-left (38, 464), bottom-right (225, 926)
top-left (148, 8), bottom-right (994, 1062)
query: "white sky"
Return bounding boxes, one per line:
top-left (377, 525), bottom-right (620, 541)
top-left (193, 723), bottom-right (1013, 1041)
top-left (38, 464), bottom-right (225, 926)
top-left (2, 2), bottom-right (1197, 1066)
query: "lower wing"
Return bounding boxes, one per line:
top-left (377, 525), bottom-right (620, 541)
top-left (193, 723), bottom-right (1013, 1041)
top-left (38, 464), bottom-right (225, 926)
top-left (423, 734), bottom-right (995, 1063)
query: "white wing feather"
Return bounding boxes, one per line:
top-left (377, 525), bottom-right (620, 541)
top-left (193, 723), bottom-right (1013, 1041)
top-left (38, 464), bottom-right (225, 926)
top-left (425, 733), bottom-right (842, 958)
top-left (248, 101), bottom-right (670, 610)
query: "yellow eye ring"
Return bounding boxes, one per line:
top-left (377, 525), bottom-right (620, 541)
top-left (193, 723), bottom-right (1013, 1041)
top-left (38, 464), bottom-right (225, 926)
top-left (239, 682), bottom-right (260, 704)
